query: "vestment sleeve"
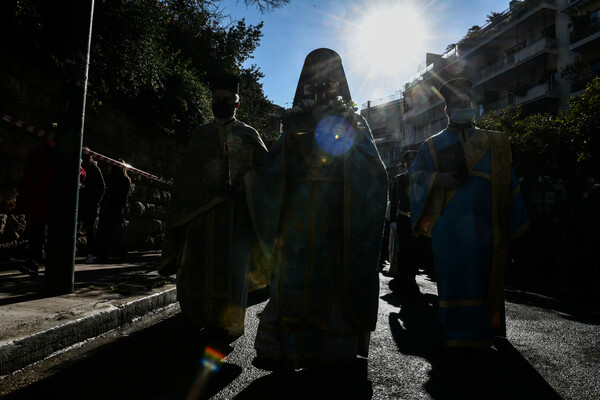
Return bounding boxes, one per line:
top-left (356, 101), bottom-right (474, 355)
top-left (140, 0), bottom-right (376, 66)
top-left (343, 116), bottom-right (388, 331)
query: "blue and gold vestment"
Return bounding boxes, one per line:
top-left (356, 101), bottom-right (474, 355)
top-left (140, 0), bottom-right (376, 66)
top-left (409, 127), bottom-right (529, 346)
top-left (159, 118), bottom-right (267, 336)
top-left (246, 113), bottom-right (387, 369)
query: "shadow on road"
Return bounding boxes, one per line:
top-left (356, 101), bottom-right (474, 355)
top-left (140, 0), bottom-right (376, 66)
top-left (386, 290), bottom-right (564, 400)
top-left (234, 358), bottom-right (373, 399)
top-left (505, 288), bottom-right (600, 325)
top-left (3, 314), bottom-right (242, 400)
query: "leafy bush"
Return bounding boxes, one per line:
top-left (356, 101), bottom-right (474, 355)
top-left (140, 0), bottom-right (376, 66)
top-left (476, 76), bottom-right (600, 195)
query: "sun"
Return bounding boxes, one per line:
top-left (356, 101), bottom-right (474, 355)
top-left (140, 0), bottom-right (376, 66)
top-left (354, 3), bottom-right (428, 78)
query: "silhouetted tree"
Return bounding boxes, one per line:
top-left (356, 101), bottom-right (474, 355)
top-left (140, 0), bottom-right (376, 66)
top-left (4, 0), bottom-right (288, 141)
top-left (486, 11), bottom-right (502, 24)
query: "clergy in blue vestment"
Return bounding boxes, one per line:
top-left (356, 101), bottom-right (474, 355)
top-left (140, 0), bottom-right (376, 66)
top-left (246, 48), bottom-right (388, 371)
top-left (409, 78), bottom-right (529, 348)
top-left (158, 72), bottom-right (267, 343)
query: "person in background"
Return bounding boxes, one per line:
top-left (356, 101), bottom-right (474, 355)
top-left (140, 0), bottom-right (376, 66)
top-left (378, 193), bottom-right (391, 272)
top-left (17, 124), bottom-right (57, 277)
top-left (388, 150), bottom-right (426, 302)
top-left (158, 72), bottom-right (268, 350)
top-left (96, 159), bottom-right (131, 261)
top-left (78, 149), bottom-right (105, 264)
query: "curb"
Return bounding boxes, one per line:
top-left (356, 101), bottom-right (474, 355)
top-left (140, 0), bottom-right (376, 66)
top-left (0, 287), bottom-right (177, 376)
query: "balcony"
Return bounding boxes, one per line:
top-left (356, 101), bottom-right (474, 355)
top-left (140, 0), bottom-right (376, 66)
top-left (361, 93), bottom-right (403, 110)
top-left (561, 0), bottom-right (595, 14)
top-left (401, 1), bottom-right (559, 95)
top-left (570, 20), bottom-right (600, 50)
top-left (374, 134), bottom-right (395, 144)
top-left (473, 37), bottom-right (557, 85)
top-left (402, 99), bottom-right (444, 121)
top-left (515, 81), bottom-right (559, 104)
top-left (479, 81), bottom-right (558, 115)
top-left (481, 97), bottom-right (512, 115)
top-left (457, 0), bottom-right (558, 57)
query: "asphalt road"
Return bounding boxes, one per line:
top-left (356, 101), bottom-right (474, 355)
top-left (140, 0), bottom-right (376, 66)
top-left (3, 271), bottom-right (599, 400)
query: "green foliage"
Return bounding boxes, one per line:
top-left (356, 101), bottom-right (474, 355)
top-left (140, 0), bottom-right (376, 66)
top-left (239, 0), bottom-right (290, 14)
top-left (467, 25), bottom-right (481, 35)
top-left (486, 11), bottom-right (502, 24)
top-left (563, 76), bottom-right (600, 167)
top-left (6, 0), bottom-right (285, 140)
top-left (560, 61), bottom-right (585, 83)
top-left (88, 0), bottom-right (271, 138)
top-left (237, 65), bottom-right (276, 134)
top-left (476, 76), bottom-right (600, 186)
top-left (89, 0), bottom-right (173, 100)
top-left (477, 106), bottom-right (562, 177)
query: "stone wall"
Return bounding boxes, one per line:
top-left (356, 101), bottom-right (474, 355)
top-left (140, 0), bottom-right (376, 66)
top-left (0, 54), bottom-right (183, 261)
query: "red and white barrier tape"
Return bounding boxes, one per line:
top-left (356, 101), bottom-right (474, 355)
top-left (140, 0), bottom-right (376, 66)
top-left (1, 113), bottom-right (173, 185)
top-left (82, 148), bottom-right (172, 185)
top-left (1, 113), bottom-right (56, 146)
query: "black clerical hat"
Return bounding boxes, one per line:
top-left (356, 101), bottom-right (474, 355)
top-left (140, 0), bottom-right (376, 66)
top-left (293, 48), bottom-right (352, 107)
top-left (439, 78), bottom-right (473, 103)
top-left (206, 73), bottom-right (241, 94)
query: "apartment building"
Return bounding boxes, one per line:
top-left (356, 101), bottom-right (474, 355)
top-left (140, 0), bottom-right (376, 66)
top-left (468, 0), bottom-right (571, 115)
top-left (401, 51), bottom-right (455, 150)
top-left (362, 0), bottom-right (600, 154)
top-left (360, 94), bottom-right (405, 175)
top-left (561, 0), bottom-right (600, 94)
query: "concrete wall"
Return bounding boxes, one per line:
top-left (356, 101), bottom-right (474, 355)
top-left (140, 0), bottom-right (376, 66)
top-left (0, 53), bottom-right (183, 261)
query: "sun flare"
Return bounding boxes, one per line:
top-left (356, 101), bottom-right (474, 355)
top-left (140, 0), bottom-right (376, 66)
top-left (355, 3), bottom-right (428, 78)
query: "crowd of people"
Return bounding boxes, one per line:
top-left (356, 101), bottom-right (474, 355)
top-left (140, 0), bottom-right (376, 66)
top-left (18, 137), bottom-right (131, 276)
top-left (18, 47), bottom-right (598, 398)
top-left (153, 47), bottom-right (536, 399)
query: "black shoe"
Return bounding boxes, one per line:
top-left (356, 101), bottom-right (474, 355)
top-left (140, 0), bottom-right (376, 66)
top-left (18, 260), bottom-right (39, 278)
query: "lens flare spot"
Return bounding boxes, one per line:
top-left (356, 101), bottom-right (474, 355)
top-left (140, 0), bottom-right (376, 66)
top-left (187, 345), bottom-right (225, 399)
top-left (314, 115), bottom-right (355, 156)
top-left (202, 346), bottom-right (225, 372)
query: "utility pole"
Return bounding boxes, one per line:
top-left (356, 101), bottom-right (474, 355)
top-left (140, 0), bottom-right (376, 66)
top-left (45, 0), bottom-right (95, 295)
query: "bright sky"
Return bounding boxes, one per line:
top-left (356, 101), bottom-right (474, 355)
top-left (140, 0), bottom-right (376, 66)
top-left (220, 0), bottom-right (511, 110)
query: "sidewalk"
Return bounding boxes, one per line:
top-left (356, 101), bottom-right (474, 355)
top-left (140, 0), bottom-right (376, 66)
top-left (0, 252), bottom-right (177, 377)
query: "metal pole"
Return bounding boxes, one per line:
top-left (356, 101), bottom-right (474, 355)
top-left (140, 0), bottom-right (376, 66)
top-left (45, 0), bottom-right (95, 295)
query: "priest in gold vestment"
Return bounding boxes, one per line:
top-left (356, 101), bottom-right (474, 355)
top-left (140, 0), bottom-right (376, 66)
top-left (159, 73), bottom-right (267, 342)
